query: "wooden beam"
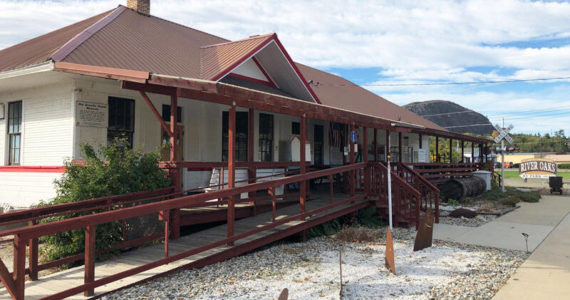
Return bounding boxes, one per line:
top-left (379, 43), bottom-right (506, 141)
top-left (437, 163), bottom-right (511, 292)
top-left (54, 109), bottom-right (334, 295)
top-left (84, 226), bottom-right (96, 297)
top-left (435, 136), bottom-right (439, 163)
top-left (170, 93), bottom-right (181, 240)
top-left (385, 130), bottom-right (390, 162)
top-left (461, 141), bottom-right (464, 163)
top-left (28, 220), bottom-right (38, 281)
top-left (419, 134), bottom-right (423, 149)
top-left (449, 138), bottom-right (453, 163)
top-left (300, 115), bottom-right (307, 216)
top-left (373, 128), bottom-right (377, 162)
top-left (248, 108), bottom-right (256, 213)
top-left (0, 257), bottom-right (16, 299)
top-left (471, 142), bottom-right (475, 163)
top-left (349, 124), bottom-right (355, 197)
top-left (140, 91), bottom-right (172, 137)
top-left (398, 132), bottom-right (403, 163)
top-left (13, 234), bottom-right (26, 300)
top-left (363, 127), bottom-right (369, 197)
top-left (227, 105), bottom-right (236, 245)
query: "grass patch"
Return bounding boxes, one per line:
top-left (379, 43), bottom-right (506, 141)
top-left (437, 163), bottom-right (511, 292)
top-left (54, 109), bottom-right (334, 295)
top-left (474, 185), bottom-right (541, 207)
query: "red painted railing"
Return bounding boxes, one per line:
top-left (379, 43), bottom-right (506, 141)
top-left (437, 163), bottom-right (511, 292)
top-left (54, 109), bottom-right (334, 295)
top-left (408, 162), bottom-right (479, 183)
top-left (0, 163), bottom-right (369, 300)
top-left (369, 162), bottom-right (421, 228)
top-left (393, 163), bottom-right (440, 223)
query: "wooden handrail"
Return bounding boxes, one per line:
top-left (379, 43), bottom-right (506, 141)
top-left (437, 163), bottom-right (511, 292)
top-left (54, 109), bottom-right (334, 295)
top-left (0, 162), bottom-right (369, 300)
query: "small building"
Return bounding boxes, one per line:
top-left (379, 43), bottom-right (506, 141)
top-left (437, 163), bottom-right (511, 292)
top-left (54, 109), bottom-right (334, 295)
top-left (0, 1), bottom-right (489, 209)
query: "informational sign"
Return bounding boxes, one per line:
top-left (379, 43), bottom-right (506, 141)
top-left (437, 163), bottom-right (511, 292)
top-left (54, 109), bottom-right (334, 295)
top-left (350, 130), bottom-right (358, 143)
top-left (519, 159), bottom-right (557, 179)
top-left (76, 101), bottom-right (108, 128)
top-left (493, 124), bottom-right (513, 144)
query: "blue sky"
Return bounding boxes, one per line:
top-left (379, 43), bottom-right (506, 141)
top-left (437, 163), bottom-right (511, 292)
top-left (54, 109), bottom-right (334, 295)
top-left (1, 0), bottom-right (570, 135)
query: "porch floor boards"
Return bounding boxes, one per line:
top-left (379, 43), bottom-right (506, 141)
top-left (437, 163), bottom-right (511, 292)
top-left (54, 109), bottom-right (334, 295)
top-left (1, 191), bottom-right (361, 300)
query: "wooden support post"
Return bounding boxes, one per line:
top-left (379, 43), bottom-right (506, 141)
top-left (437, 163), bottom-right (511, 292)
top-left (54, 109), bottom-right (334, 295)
top-left (13, 234), bottom-right (26, 300)
top-left (270, 186), bottom-right (276, 222)
top-left (227, 105), bottom-right (236, 245)
top-left (349, 124), bottom-right (355, 197)
top-left (363, 127), bottom-right (369, 198)
top-left (385, 130), bottom-right (390, 162)
top-left (373, 128), bottom-right (377, 162)
top-left (28, 220), bottom-right (38, 281)
top-left (84, 225), bottom-right (96, 297)
top-left (449, 138), bottom-right (453, 163)
top-left (435, 136), bottom-right (439, 163)
top-left (328, 174), bottom-right (334, 203)
top-left (461, 141), bottom-right (464, 163)
top-left (160, 210), bottom-right (169, 258)
top-left (471, 142), bottom-right (475, 163)
top-left (248, 108), bottom-right (256, 215)
top-left (169, 92), bottom-right (181, 240)
top-left (300, 115), bottom-right (307, 216)
top-left (398, 132), bottom-right (403, 163)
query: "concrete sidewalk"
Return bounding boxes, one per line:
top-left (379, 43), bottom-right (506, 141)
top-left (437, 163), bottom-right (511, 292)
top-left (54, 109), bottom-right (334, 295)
top-left (435, 195), bottom-right (570, 251)
top-left (493, 213), bottom-right (570, 299)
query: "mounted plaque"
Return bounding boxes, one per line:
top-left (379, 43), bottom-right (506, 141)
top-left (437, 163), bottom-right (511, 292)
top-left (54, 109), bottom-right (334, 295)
top-left (76, 101), bottom-right (108, 128)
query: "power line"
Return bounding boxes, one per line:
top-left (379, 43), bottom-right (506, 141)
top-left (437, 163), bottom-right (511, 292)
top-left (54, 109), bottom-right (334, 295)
top-left (309, 75), bottom-right (570, 87)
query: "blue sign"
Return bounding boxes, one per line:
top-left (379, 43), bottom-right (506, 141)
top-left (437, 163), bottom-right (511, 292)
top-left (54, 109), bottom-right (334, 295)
top-left (350, 130), bottom-right (358, 143)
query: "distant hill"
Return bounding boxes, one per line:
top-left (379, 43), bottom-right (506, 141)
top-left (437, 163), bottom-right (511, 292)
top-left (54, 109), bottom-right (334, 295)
top-left (404, 100), bottom-right (494, 136)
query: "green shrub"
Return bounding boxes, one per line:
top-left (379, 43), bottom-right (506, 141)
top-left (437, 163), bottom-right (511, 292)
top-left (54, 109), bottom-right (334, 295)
top-left (38, 141), bottom-right (171, 267)
top-left (557, 163), bottom-right (570, 169)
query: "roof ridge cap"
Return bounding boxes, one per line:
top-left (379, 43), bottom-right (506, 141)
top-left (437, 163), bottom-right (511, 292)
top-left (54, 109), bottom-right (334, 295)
top-left (200, 33), bottom-right (276, 49)
top-left (51, 5), bottom-right (126, 62)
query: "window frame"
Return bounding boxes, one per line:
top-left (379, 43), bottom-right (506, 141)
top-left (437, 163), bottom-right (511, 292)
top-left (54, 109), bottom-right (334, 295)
top-left (7, 101), bottom-right (22, 165)
top-left (107, 97), bottom-right (135, 148)
top-left (258, 113), bottom-right (274, 162)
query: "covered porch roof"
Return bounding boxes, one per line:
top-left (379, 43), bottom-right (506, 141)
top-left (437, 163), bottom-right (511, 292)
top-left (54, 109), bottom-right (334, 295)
top-left (53, 61), bottom-right (491, 144)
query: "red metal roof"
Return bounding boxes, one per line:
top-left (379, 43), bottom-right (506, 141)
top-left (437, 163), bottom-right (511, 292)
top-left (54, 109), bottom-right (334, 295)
top-left (0, 5), bottom-right (452, 133)
top-left (0, 8), bottom-right (114, 72)
top-left (200, 34), bottom-right (274, 80)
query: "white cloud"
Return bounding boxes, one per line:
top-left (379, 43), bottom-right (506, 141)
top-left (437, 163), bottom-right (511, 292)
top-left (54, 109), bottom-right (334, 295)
top-left (1, 0), bottom-right (569, 134)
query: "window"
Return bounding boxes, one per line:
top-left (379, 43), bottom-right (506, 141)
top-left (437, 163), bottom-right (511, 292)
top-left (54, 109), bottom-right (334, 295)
top-left (291, 122), bottom-right (300, 135)
top-left (7, 101), bottom-right (22, 165)
top-left (222, 111), bottom-right (249, 162)
top-left (259, 113), bottom-right (274, 162)
top-left (107, 97), bottom-right (135, 148)
top-left (162, 105), bottom-right (182, 123)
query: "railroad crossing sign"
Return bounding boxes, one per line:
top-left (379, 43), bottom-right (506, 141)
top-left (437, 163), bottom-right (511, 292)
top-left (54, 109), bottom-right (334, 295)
top-left (493, 124), bottom-right (514, 144)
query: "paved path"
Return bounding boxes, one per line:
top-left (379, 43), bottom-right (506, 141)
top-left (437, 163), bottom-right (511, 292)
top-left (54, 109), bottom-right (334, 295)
top-left (435, 195), bottom-right (570, 251)
top-left (493, 212), bottom-right (570, 300)
top-left (435, 195), bottom-right (570, 299)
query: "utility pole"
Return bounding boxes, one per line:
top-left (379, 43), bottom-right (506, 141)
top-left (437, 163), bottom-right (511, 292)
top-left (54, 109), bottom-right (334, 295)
top-left (501, 117), bottom-right (505, 193)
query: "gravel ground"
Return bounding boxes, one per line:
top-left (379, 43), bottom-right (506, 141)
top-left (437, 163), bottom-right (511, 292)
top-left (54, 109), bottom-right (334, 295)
top-left (439, 214), bottom-right (497, 227)
top-left (104, 227), bottom-right (527, 300)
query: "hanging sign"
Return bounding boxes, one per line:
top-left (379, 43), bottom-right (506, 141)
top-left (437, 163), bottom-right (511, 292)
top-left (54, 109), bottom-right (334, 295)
top-left (350, 130), bottom-right (358, 143)
top-left (519, 158), bottom-right (557, 179)
top-left (76, 101), bottom-right (108, 128)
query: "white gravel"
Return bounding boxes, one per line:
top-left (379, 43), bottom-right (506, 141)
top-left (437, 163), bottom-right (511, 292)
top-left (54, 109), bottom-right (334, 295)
top-left (104, 227), bottom-right (527, 300)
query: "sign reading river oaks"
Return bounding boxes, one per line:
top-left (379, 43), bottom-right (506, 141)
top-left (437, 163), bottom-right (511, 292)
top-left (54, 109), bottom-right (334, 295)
top-left (519, 159), bottom-right (557, 179)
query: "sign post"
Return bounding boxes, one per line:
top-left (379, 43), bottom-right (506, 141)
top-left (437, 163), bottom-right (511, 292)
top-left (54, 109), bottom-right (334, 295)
top-left (493, 119), bottom-right (513, 193)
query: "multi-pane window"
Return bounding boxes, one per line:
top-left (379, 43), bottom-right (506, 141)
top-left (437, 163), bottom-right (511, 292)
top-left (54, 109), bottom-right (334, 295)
top-left (222, 111), bottom-right (249, 162)
top-left (107, 97), bottom-right (135, 148)
top-left (259, 113), bottom-right (274, 162)
top-left (162, 105), bottom-right (182, 123)
top-left (7, 101), bottom-right (22, 165)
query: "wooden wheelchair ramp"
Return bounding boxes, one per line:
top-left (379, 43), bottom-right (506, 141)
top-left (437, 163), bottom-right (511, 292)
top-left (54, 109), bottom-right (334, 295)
top-left (0, 163), bottom-right (373, 300)
top-left (3, 195), bottom-right (368, 299)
